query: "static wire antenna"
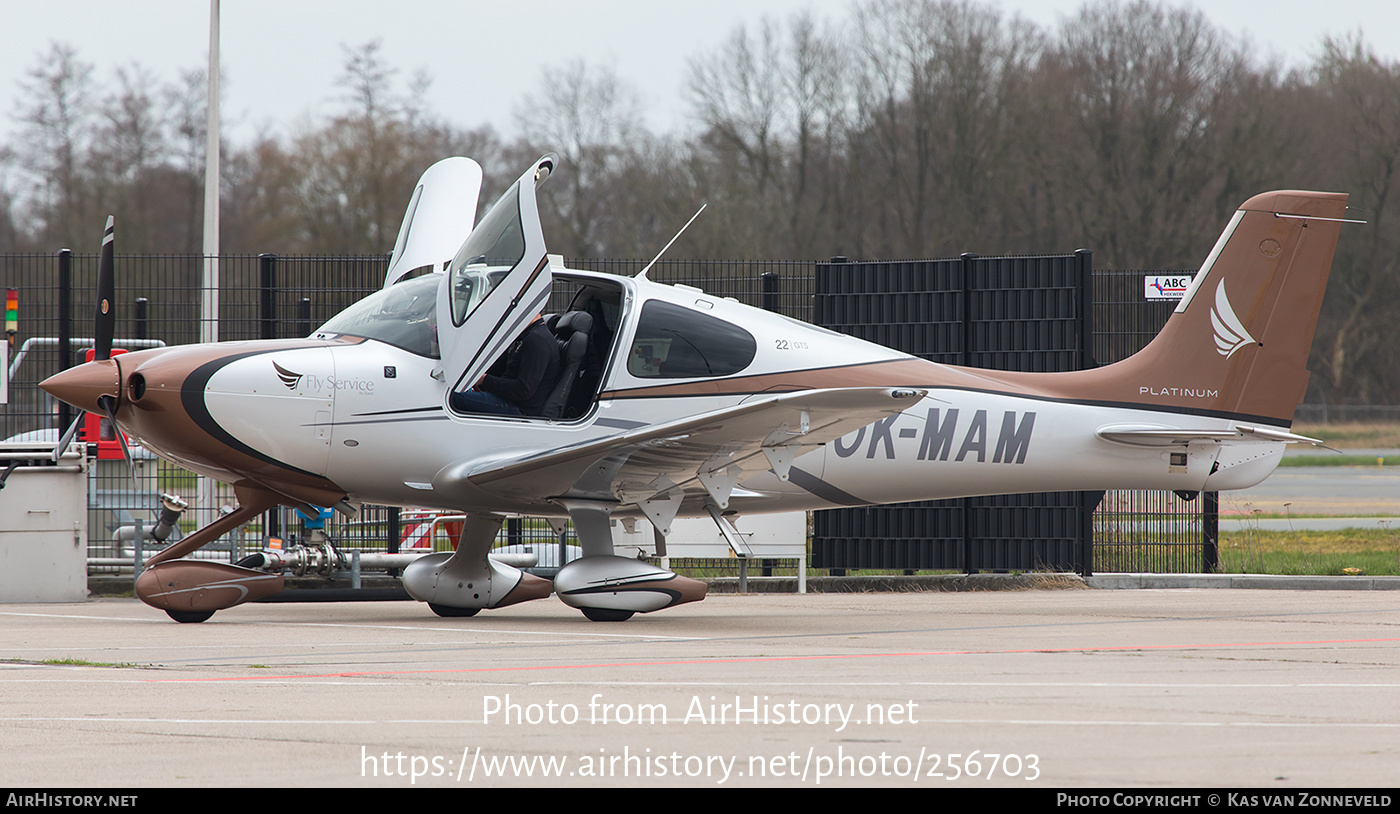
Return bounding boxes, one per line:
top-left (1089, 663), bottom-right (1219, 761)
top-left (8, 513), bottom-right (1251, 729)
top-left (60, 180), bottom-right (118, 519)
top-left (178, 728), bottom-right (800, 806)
top-left (636, 203), bottom-right (706, 280)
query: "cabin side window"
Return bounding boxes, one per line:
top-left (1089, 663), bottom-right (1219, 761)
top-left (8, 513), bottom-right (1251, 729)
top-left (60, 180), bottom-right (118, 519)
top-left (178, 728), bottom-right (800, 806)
top-left (626, 300), bottom-right (756, 379)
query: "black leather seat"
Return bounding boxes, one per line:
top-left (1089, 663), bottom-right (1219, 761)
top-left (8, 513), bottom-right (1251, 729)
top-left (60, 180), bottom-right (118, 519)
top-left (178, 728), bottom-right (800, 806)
top-left (540, 311), bottom-right (593, 419)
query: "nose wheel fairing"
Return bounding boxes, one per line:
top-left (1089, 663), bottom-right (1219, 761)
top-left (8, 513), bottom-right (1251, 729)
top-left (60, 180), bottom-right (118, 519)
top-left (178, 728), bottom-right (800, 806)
top-left (136, 561), bottom-right (285, 620)
top-left (133, 485), bottom-right (286, 620)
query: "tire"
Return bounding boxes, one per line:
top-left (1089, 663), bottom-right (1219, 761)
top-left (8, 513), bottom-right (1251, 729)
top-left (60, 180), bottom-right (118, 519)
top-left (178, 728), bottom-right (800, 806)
top-left (428, 603), bottom-right (480, 618)
top-left (581, 607), bottom-right (634, 622)
top-left (166, 609), bottom-right (214, 623)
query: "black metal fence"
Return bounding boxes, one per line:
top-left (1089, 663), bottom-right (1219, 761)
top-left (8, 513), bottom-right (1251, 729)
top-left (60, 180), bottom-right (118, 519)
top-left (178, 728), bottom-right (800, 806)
top-left (5, 251), bottom-right (1213, 574)
top-left (811, 253), bottom-right (1099, 576)
top-left (1091, 270), bottom-right (1218, 573)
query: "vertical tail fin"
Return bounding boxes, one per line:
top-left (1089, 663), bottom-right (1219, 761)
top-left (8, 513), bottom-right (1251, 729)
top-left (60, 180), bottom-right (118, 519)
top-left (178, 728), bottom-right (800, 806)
top-left (1091, 190), bottom-right (1349, 426)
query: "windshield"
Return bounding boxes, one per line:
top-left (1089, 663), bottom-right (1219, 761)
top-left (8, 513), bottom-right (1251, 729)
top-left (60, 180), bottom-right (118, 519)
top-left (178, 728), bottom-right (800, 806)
top-left (316, 274), bottom-right (440, 357)
top-left (447, 183), bottom-right (524, 326)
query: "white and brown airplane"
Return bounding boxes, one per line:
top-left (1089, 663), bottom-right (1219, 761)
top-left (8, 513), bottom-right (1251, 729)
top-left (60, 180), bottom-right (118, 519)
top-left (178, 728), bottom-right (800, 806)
top-left (41, 154), bottom-right (1351, 622)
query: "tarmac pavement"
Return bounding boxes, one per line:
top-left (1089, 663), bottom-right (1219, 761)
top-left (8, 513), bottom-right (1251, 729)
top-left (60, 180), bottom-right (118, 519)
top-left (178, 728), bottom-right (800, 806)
top-left (1, 589), bottom-right (1398, 788)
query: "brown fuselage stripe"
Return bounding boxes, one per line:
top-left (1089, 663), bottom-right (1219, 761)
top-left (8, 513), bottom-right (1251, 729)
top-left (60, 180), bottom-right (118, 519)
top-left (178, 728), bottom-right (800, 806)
top-left (599, 357), bottom-right (1293, 427)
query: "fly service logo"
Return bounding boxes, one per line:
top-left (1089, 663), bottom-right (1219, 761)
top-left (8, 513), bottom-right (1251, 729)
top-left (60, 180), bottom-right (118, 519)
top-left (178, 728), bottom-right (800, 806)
top-left (273, 361), bottom-right (304, 390)
top-left (1210, 280), bottom-right (1255, 359)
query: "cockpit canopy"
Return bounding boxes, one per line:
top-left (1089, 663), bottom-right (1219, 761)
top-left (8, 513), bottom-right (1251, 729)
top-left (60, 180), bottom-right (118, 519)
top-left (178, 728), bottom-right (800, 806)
top-left (315, 273), bottom-right (440, 358)
top-left (315, 179), bottom-right (529, 359)
top-left (447, 183), bottom-right (524, 327)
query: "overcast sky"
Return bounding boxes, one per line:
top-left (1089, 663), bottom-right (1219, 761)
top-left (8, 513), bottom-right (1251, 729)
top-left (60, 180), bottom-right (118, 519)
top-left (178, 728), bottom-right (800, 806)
top-left (4, 0), bottom-right (1400, 147)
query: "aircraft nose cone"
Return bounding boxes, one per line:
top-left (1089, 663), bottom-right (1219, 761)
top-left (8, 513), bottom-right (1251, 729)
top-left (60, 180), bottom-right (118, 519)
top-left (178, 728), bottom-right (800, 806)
top-left (39, 359), bottom-right (121, 413)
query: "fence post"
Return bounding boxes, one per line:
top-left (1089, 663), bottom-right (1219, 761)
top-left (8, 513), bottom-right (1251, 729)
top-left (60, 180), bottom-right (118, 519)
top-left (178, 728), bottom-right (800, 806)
top-left (56, 249), bottom-right (72, 433)
top-left (1076, 249), bottom-right (1097, 575)
top-left (1075, 249), bottom-right (1095, 370)
top-left (257, 254), bottom-right (281, 555)
top-left (1203, 491), bottom-right (1220, 573)
top-left (959, 253), bottom-right (978, 368)
top-left (259, 254), bottom-right (278, 340)
top-left (959, 253), bottom-right (979, 573)
top-left (134, 298), bottom-right (149, 341)
top-left (298, 298), bottom-right (312, 338)
top-left (1080, 491), bottom-right (1104, 577)
top-left (761, 271), bottom-right (780, 313)
top-left (759, 271), bottom-right (782, 578)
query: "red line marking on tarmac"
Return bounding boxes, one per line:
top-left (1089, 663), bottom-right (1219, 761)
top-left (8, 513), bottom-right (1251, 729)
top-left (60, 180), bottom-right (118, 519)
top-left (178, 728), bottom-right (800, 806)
top-left (148, 637), bottom-right (1400, 682)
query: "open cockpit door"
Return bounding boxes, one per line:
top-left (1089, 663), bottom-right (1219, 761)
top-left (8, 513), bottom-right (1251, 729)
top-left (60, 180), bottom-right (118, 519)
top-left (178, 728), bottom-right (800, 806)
top-left (383, 157), bottom-right (484, 289)
top-left (436, 154), bottom-right (557, 401)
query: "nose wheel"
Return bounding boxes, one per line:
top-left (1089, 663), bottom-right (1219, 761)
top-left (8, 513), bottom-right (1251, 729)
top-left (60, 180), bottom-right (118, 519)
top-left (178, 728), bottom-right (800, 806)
top-left (165, 609), bottom-right (215, 624)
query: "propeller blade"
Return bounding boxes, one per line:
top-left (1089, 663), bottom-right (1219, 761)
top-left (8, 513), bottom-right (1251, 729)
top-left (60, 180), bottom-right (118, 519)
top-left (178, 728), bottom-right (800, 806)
top-left (98, 394), bottom-right (138, 488)
top-left (51, 414), bottom-right (83, 463)
top-left (94, 215), bottom-right (115, 361)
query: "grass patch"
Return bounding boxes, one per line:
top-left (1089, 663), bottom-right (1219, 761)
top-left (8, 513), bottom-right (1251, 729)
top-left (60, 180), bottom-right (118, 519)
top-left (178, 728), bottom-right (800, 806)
top-left (1229, 511), bottom-right (1400, 520)
top-left (0, 657), bottom-right (150, 669)
top-left (1020, 572), bottom-right (1091, 590)
top-left (1292, 422), bottom-right (1400, 448)
top-left (1279, 454), bottom-right (1389, 467)
top-left (1219, 526), bottom-right (1400, 575)
top-left (158, 460), bottom-right (199, 494)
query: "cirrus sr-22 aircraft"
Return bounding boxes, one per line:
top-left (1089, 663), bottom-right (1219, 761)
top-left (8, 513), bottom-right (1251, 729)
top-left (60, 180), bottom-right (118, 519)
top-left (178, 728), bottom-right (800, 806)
top-left (41, 154), bottom-right (1352, 622)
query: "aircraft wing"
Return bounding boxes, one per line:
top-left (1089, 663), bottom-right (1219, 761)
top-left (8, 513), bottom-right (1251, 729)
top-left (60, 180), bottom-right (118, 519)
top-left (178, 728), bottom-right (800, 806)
top-left (439, 387), bottom-right (925, 508)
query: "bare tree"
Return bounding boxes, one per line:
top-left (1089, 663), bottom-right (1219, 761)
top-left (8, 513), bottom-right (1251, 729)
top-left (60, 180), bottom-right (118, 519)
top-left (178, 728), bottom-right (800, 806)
top-left (8, 42), bottom-right (98, 249)
top-left (1306, 36), bottom-right (1400, 402)
top-left (164, 67), bottom-right (210, 254)
top-left (256, 40), bottom-right (464, 254)
top-left (685, 10), bottom-right (848, 257)
top-left (514, 59), bottom-right (646, 258)
top-left (86, 64), bottom-right (173, 253)
top-left (1038, 0), bottom-right (1251, 268)
top-left (848, 0), bottom-right (1041, 258)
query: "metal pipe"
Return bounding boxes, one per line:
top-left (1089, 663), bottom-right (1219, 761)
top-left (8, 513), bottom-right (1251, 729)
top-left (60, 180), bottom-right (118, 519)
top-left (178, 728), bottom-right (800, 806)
top-left (9, 337), bottom-right (167, 381)
top-left (89, 549), bottom-right (539, 571)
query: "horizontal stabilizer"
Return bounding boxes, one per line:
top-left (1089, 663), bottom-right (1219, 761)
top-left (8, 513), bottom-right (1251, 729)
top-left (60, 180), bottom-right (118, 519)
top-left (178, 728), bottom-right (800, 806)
top-left (1097, 423), bottom-right (1331, 449)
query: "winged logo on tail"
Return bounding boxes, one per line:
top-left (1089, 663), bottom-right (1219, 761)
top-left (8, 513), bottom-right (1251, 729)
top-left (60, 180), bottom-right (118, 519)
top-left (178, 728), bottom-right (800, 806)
top-left (1210, 280), bottom-right (1255, 359)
